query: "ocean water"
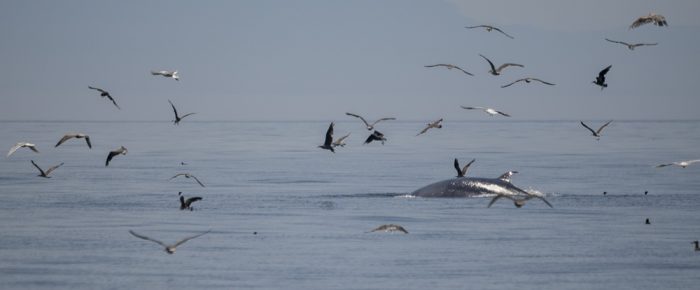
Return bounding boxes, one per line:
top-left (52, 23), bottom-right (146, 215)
top-left (0, 120), bottom-right (699, 289)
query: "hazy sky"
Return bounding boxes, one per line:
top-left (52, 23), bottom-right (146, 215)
top-left (1, 0), bottom-right (699, 121)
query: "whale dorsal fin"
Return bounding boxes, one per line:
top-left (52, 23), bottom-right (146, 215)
top-left (498, 171), bottom-right (518, 182)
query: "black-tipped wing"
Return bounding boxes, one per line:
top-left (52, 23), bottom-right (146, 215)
top-left (108, 96), bottom-right (120, 110)
top-left (45, 162), bottom-right (64, 176)
top-left (324, 122), bottom-right (334, 146)
top-left (345, 113), bottom-right (370, 127)
top-left (129, 230), bottom-right (169, 248)
top-left (531, 78), bottom-right (555, 86)
top-left (84, 136), bottom-right (92, 148)
top-left (88, 86), bottom-right (107, 94)
top-left (598, 65), bottom-right (612, 78)
top-left (580, 121), bottom-right (597, 135)
top-left (534, 195), bottom-right (554, 208)
top-left (55, 134), bottom-right (75, 147)
top-left (30, 160), bottom-right (46, 176)
top-left (454, 159), bottom-right (463, 177)
top-left (190, 175), bottom-right (206, 187)
top-left (185, 197), bottom-right (203, 207)
top-left (501, 79), bottom-right (524, 88)
top-left (496, 63), bottom-right (524, 73)
top-left (106, 151), bottom-right (120, 166)
top-left (479, 54), bottom-right (496, 72)
top-left (496, 110), bottom-right (511, 117)
top-left (168, 100), bottom-right (179, 119)
top-left (490, 26), bottom-right (514, 39)
top-left (605, 38), bottom-right (630, 46)
top-left (596, 120), bottom-right (613, 134)
top-left (172, 230), bottom-right (211, 248)
top-left (169, 173), bottom-right (187, 180)
top-left (465, 25), bottom-right (487, 29)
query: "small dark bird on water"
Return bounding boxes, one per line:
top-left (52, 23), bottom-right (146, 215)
top-left (168, 100), bottom-right (196, 125)
top-left (454, 158), bottom-right (475, 177)
top-left (364, 130), bottom-right (387, 145)
top-left (179, 192), bottom-right (202, 211)
top-left (367, 224), bottom-right (409, 234)
top-left (593, 65), bottom-right (612, 89)
top-left (105, 146), bottom-right (127, 167)
top-left (129, 230), bottom-right (209, 254)
top-left (693, 241), bottom-right (700, 251)
top-left (318, 122), bottom-right (335, 153)
top-left (645, 218), bottom-right (651, 225)
top-left (30, 160), bottom-right (63, 178)
top-left (603, 191), bottom-right (607, 195)
top-left (89, 86), bottom-right (120, 109)
top-left (644, 191), bottom-right (648, 195)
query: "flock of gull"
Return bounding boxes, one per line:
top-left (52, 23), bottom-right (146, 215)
top-left (6, 12), bottom-right (700, 251)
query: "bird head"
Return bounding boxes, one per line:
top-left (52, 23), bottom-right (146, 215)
top-left (165, 247), bottom-right (176, 254)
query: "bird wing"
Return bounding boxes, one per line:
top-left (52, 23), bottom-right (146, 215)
top-left (454, 158), bottom-right (463, 177)
top-left (106, 151), bottom-right (119, 166)
top-left (45, 162), bottom-right (64, 176)
top-left (151, 71), bottom-right (165, 76)
top-left (108, 96), bottom-right (121, 110)
top-left (596, 120), bottom-right (613, 134)
top-left (461, 158), bottom-right (475, 176)
top-left (7, 143), bottom-right (23, 157)
top-left (629, 16), bottom-right (654, 29)
top-left (460, 106), bottom-right (484, 110)
top-left (453, 66), bottom-right (474, 76)
top-left (605, 38), bottom-right (630, 46)
top-left (655, 163), bottom-right (672, 168)
top-left (324, 122), bottom-right (334, 146)
top-left (465, 25), bottom-right (487, 29)
top-left (417, 125), bottom-right (431, 136)
top-left (491, 27), bottom-right (514, 39)
top-left (635, 43), bottom-right (658, 47)
top-left (364, 134), bottom-right (378, 144)
top-left (30, 160), bottom-right (46, 176)
top-left (169, 173), bottom-right (187, 180)
top-left (496, 63), bottom-right (524, 73)
top-left (496, 110), bottom-right (511, 117)
top-left (28, 144), bottom-right (39, 153)
top-left (534, 195), bottom-right (554, 208)
top-left (168, 100), bottom-right (179, 118)
top-left (599, 65), bottom-right (612, 78)
top-left (395, 226), bottom-right (409, 234)
top-left (531, 78), bottom-right (555, 86)
top-left (84, 136), bottom-right (92, 149)
top-left (191, 175), bottom-right (206, 187)
top-left (180, 113), bottom-right (196, 120)
top-left (500, 79), bottom-right (524, 88)
top-left (684, 160), bottom-right (700, 165)
top-left (172, 230), bottom-right (211, 248)
top-left (334, 133), bottom-right (350, 144)
top-left (88, 86), bottom-right (107, 93)
top-left (370, 117), bottom-right (396, 126)
top-left (580, 121), bottom-right (597, 135)
top-left (424, 64), bottom-right (449, 68)
top-left (186, 196), bottom-right (203, 206)
top-left (479, 54), bottom-right (496, 72)
top-left (55, 134), bottom-right (75, 147)
top-left (345, 112), bottom-right (370, 127)
top-left (129, 230), bottom-right (169, 248)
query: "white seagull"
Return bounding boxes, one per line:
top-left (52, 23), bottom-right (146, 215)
top-left (129, 230), bottom-right (210, 254)
top-left (7, 142), bottom-right (39, 157)
top-left (151, 70), bottom-right (179, 81)
top-left (656, 160), bottom-right (700, 169)
top-left (629, 13), bottom-right (668, 29)
top-left (30, 160), bottom-right (64, 178)
top-left (345, 112), bottom-right (396, 130)
top-left (605, 38), bottom-right (658, 50)
top-left (461, 106), bottom-right (510, 117)
top-left (55, 133), bottom-right (92, 149)
top-left (332, 132), bottom-right (350, 148)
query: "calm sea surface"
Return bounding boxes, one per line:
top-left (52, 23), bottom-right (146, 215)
top-left (1, 120), bottom-right (699, 289)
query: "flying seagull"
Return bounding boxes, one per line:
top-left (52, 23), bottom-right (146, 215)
top-left (364, 130), bottom-right (387, 145)
top-left (318, 122), bottom-right (335, 153)
top-left (465, 25), bottom-right (514, 39)
top-left (629, 13), bottom-right (668, 29)
top-left (178, 192), bottom-right (203, 211)
top-left (656, 160), bottom-right (700, 169)
top-left (7, 142), bottom-right (39, 157)
top-left (605, 38), bottom-right (658, 50)
top-left (151, 70), bottom-right (179, 81)
top-left (30, 160), bottom-right (63, 178)
top-left (479, 54), bottom-right (523, 76)
top-left (454, 158), bottom-right (475, 177)
top-left (169, 173), bottom-right (206, 187)
top-left (55, 133), bottom-right (92, 149)
top-left (128, 230), bottom-right (210, 254)
top-left (168, 100), bottom-right (196, 125)
top-left (580, 120), bottom-right (613, 140)
top-left (593, 65), bottom-right (612, 89)
top-left (424, 64), bottom-right (473, 76)
top-left (105, 146), bottom-right (127, 166)
top-left (487, 193), bottom-right (553, 208)
top-left (366, 224), bottom-right (409, 234)
top-left (417, 118), bottom-right (443, 136)
top-left (88, 86), bottom-right (120, 109)
top-left (345, 113), bottom-right (396, 130)
top-left (501, 77), bottom-right (555, 88)
top-left (332, 132), bottom-right (350, 148)
top-left (461, 106), bottom-right (510, 117)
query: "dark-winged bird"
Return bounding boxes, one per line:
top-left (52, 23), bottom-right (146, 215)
top-left (168, 100), bottom-right (196, 125)
top-left (479, 54), bottom-right (523, 76)
top-left (593, 65), bottom-right (612, 89)
top-left (454, 158), bottom-right (475, 177)
top-left (318, 122), bottom-right (335, 153)
top-left (178, 192), bottom-right (203, 211)
top-left (55, 133), bottom-right (92, 149)
top-left (580, 120), bottom-right (613, 140)
top-left (105, 146), bottom-right (127, 166)
top-left (89, 86), bottom-right (120, 109)
top-left (629, 13), bottom-right (668, 29)
top-left (30, 160), bottom-right (63, 178)
top-left (151, 70), bottom-right (179, 81)
top-left (364, 130), bottom-right (386, 145)
top-left (128, 230), bottom-right (209, 254)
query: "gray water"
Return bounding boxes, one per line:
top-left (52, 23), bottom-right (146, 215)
top-left (1, 120), bottom-right (699, 289)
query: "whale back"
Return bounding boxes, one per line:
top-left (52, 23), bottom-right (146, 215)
top-left (411, 177), bottom-right (528, 198)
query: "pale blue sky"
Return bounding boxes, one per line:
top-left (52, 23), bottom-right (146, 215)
top-left (1, 0), bottom-right (699, 121)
